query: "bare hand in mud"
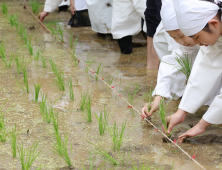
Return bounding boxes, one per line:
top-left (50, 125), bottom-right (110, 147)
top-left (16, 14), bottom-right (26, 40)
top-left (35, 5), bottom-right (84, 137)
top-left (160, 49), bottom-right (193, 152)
top-left (163, 109), bottom-right (187, 134)
top-left (38, 11), bottom-right (49, 22)
top-left (178, 118), bottom-right (211, 143)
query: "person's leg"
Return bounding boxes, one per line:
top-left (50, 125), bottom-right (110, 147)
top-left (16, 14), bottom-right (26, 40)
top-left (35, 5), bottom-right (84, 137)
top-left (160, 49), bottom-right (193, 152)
top-left (147, 36), bottom-right (159, 68)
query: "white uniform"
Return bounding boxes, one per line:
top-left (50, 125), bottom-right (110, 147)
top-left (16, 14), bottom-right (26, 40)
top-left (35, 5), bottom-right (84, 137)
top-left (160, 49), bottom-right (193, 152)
top-left (153, 22), bottom-right (175, 60)
top-left (111, 0), bottom-right (146, 39)
top-left (153, 42), bottom-right (199, 101)
top-left (59, 0), bottom-right (70, 7)
top-left (86, 0), bottom-right (112, 33)
top-left (179, 37), bottom-right (222, 124)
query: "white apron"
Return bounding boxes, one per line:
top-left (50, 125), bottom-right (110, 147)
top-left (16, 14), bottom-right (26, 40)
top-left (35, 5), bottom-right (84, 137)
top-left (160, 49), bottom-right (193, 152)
top-left (179, 36), bottom-right (222, 124)
top-left (86, 0), bottom-right (112, 33)
top-left (111, 0), bottom-right (146, 39)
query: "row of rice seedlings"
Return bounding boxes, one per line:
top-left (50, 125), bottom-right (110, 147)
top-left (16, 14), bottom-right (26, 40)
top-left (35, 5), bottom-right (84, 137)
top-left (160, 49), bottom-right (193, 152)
top-left (1, 2), bottom-right (7, 16)
top-left (158, 99), bottom-right (169, 135)
top-left (34, 83), bottom-right (41, 102)
top-left (30, 0), bottom-right (41, 14)
top-left (95, 63), bottom-right (102, 81)
top-left (174, 53), bottom-right (192, 82)
top-left (82, 96), bottom-right (92, 123)
top-left (67, 77), bottom-right (74, 101)
top-left (9, 14), bottom-right (17, 26)
top-left (0, 41), bottom-right (8, 68)
top-left (89, 142), bottom-right (119, 165)
top-left (27, 38), bottom-right (34, 55)
top-left (80, 90), bottom-right (90, 111)
top-left (49, 59), bottom-right (65, 91)
top-left (10, 124), bottom-right (17, 158)
top-left (22, 65), bottom-right (29, 93)
top-left (17, 140), bottom-right (42, 170)
top-left (108, 70), bottom-right (119, 85)
top-left (108, 120), bottom-right (127, 151)
top-left (0, 113), bottom-right (7, 142)
top-left (94, 106), bottom-right (111, 135)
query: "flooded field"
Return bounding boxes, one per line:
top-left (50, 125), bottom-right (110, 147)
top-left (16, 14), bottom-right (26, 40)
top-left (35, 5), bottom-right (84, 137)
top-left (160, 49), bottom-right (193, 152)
top-left (0, 1), bottom-right (222, 170)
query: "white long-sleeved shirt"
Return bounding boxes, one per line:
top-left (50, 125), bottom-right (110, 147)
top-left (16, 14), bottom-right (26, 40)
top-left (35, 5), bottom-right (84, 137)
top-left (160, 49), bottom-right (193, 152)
top-left (179, 36), bottom-right (222, 124)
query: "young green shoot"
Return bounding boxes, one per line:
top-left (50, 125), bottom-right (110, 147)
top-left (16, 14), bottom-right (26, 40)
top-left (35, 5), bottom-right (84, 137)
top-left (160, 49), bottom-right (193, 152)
top-left (34, 83), bottom-right (41, 102)
top-left (73, 38), bottom-right (78, 54)
top-left (1, 3), bottom-right (7, 16)
top-left (22, 65), bottom-right (29, 93)
top-left (8, 53), bottom-right (14, 69)
top-left (82, 96), bottom-right (92, 123)
top-left (158, 99), bottom-right (168, 134)
top-left (30, 0), bottom-right (41, 14)
top-left (34, 49), bottom-right (41, 61)
top-left (95, 63), bottom-right (102, 81)
top-left (56, 23), bottom-right (64, 42)
top-left (67, 77), bottom-right (74, 101)
top-left (128, 84), bottom-right (141, 105)
top-left (17, 140), bottom-right (42, 170)
top-left (0, 113), bottom-right (7, 142)
top-left (94, 106), bottom-right (111, 135)
top-left (9, 14), bottom-right (17, 27)
top-left (145, 87), bottom-right (153, 112)
top-left (27, 38), bottom-right (34, 55)
top-left (108, 70), bottom-right (119, 85)
top-left (130, 159), bottom-right (153, 170)
top-left (174, 53), bottom-right (192, 82)
top-left (40, 54), bottom-right (46, 68)
top-left (15, 54), bottom-right (23, 74)
top-left (70, 33), bottom-right (73, 48)
top-left (0, 41), bottom-right (7, 68)
top-left (39, 93), bottom-right (52, 123)
top-left (80, 90), bottom-right (89, 111)
top-left (10, 124), bottom-right (17, 158)
top-left (108, 120), bottom-right (127, 151)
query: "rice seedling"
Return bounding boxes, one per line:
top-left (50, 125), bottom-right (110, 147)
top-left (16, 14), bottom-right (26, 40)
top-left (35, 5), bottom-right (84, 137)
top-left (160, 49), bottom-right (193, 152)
top-left (108, 70), bottom-right (119, 85)
top-left (95, 63), bottom-right (102, 81)
top-left (23, 30), bottom-right (28, 44)
top-left (18, 24), bottom-right (25, 38)
top-left (17, 140), bottom-right (42, 170)
top-left (27, 39), bottom-right (34, 55)
top-left (34, 49), bottom-right (41, 61)
top-left (52, 133), bottom-right (72, 166)
top-left (40, 54), bottom-right (46, 68)
top-left (81, 153), bottom-right (104, 170)
top-left (56, 23), bottom-right (65, 42)
top-left (67, 77), bottom-right (74, 101)
top-left (108, 120), bottom-right (127, 151)
top-left (94, 106), bottom-right (111, 135)
top-left (82, 96), bottom-right (92, 123)
top-left (51, 111), bottom-right (59, 135)
top-left (174, 53), bottom-right (192, 82)
top-left (0, 113), bottom-right (7, 142)
top-left (130, 159), bottom-right (154, 170)
top-left (10, 124), bottom-right (17, 158)
top-left (158, 98), bottom-right (168, 134)
top-left (128, 84), bottom-right (141, 105)
top-left (30, 0), bottom-right (41, 14)
top-left (1, 3), bottom-right (7, 16)
top-left (145, 87), bottom-right (153, 112)
top-left (9, 14), bottom-right (17, 27)
top-left (70, 33), bottom-right (73, 48)
top-left (80, 90), bottom-right (89, 111)
top-left (39, 93), bottom-right (53, 123)
top-left (8, 53), bottom-right (14, 69)
top-left (34, 83), bottom-right (41, 102)
top-left (15, 54), bottom-right (23, 74)
top-left (89, 142), bottom-right (119, 165)
top-left (49, 59), bottom-right (65, 91)
top-left (0, 42), bottom-right (7, 68)
top-left (73, 38), bottom-right (78, 54)
top-left (71, 50), bottom-right (78, 66)
top-left (22, 65), bottom-right (29, 93)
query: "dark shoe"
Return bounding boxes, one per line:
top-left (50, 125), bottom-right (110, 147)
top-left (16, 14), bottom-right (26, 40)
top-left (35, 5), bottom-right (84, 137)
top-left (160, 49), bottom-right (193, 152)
top-left (58, 5), bottom-right (68, 12)
top-left (117, 36), bottom-right (133, 54)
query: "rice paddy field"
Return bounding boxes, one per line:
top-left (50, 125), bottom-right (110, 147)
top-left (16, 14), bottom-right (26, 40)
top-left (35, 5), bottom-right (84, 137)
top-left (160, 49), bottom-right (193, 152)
top-left (1, 1), bottom-right (222, 170)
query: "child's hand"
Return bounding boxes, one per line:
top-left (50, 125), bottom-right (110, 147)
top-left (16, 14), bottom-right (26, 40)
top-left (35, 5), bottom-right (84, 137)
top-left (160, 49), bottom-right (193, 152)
top-left (163, 109), bottom-right (187, 134)
top-left (38, 11), bottom-right (49, 22)
top-left (70, 0), bottom-right (76, 15)
top-left (141, 95), bottom-right (162, 117)
top-left (178, 118), bottom-right (211, 143)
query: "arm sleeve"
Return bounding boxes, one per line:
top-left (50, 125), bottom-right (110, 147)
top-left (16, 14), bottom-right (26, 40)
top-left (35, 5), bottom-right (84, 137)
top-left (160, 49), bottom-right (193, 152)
top-left (44, 0), bottom-right (63, 13)
top-left (179, 41), bottom-right (222, 113)
top-left (153, 44), bottom-right (199, 101)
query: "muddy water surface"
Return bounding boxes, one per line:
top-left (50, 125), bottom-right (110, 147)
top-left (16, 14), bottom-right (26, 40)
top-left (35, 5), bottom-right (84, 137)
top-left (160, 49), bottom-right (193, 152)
top-left (0, 2), bottom-right (222, 170)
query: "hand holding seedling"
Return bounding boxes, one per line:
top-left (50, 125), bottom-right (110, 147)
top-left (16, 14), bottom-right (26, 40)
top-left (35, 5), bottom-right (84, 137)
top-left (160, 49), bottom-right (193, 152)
top-left (163, 109), bottom-right (187, 134)
top-left (38, 11), bottom-right (49, 22)
top-left (141, 95), bottom-right (162, 117)
top-left (178, 118), bottom-right (210, 143)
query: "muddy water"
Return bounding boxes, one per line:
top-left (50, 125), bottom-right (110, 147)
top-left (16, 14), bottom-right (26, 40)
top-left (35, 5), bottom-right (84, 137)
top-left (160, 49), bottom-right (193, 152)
top-left (0, 2), bottom-right (222, 170)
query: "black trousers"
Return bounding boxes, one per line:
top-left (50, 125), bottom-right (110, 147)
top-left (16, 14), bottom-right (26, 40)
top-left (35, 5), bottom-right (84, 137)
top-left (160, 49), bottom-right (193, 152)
top-left (68, 9), bottom-right (91, 27)
top-left (144, 0), bottom-right (162, 37)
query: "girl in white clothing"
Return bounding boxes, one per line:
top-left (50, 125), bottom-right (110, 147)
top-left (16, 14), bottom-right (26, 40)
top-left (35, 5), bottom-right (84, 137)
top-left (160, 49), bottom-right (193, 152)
top-left (165, 0), bottom-right (222, 143)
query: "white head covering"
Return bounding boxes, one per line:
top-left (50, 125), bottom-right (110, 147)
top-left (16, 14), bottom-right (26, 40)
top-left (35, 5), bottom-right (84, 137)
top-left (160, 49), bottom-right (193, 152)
top-left (160, 0), bottom-right (179, 31)
top-left (173, 0), bottom-right (220, 36)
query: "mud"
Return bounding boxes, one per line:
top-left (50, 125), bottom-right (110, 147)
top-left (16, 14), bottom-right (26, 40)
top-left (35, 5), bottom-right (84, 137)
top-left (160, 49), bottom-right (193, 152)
top-left (0, 1), bottom-right (222, 170)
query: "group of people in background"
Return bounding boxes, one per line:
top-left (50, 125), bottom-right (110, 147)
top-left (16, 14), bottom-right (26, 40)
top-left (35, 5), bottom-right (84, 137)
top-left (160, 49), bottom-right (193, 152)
top-left (38, 0), bottom-right (222, 143)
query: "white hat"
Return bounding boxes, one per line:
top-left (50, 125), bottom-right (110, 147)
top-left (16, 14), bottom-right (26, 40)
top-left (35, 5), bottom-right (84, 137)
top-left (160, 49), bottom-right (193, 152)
top-left (173, 0), bottom-right (220, 36)
top-left (161, 0), bottom-right (179, 31)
